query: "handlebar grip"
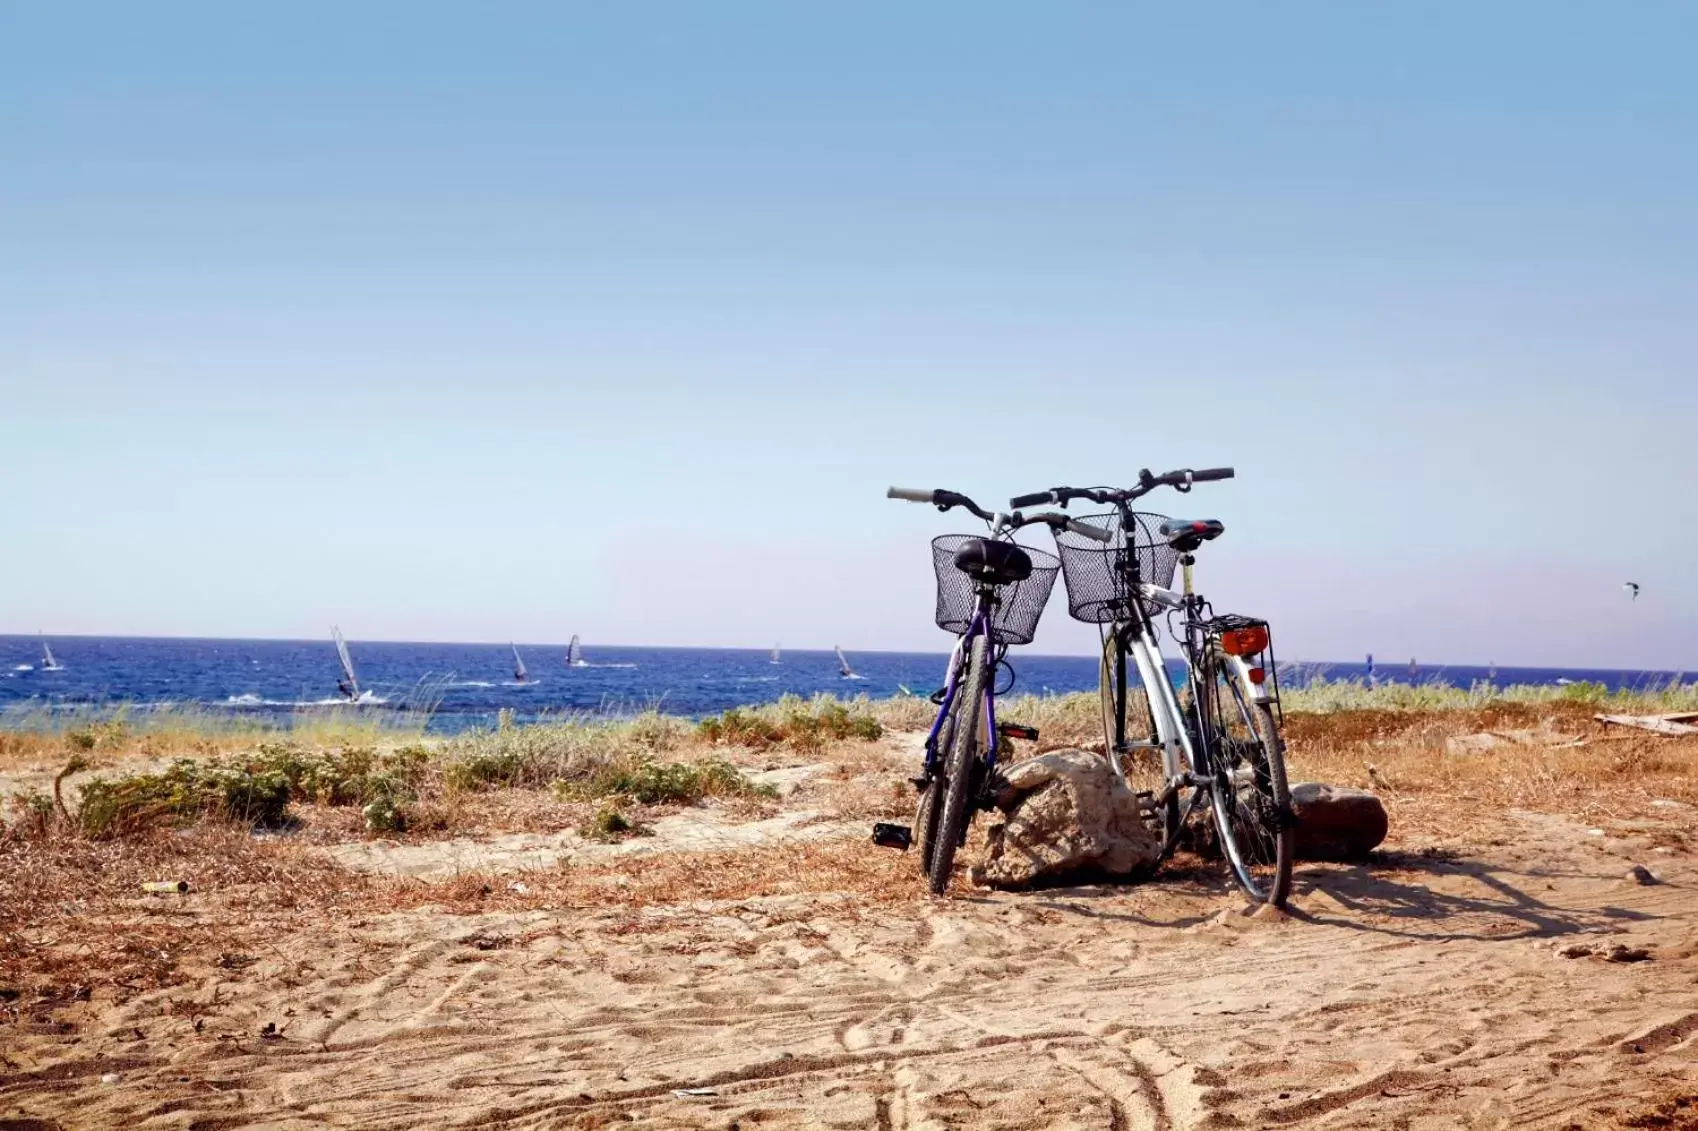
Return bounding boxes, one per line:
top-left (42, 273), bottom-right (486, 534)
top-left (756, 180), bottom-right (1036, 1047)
top-left (1067, 518), bottom-right (1114, 543)
top-left (886, 487), bottom-right (938, 504)
top-left (1191, 467), bottom-right (1235, 482)
top-left (1009, 490), bottom-right (1056, 509)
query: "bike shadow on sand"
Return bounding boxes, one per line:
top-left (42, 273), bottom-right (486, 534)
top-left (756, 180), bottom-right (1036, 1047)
top-left (1280, 850), bottom-right (1663, 943)
top-left (952, 851), bottom-right (1664, 942)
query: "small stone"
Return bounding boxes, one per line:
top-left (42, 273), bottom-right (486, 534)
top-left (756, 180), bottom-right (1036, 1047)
top-left (1556, 943), bottom-right (1594, 959)
top-left (1605, 944), bottom-right (1651, 963)
top-left (100, 1073), bottom-right (120, 1085)
top-left (1585, 828), bottom-right (1605, 837)
top-left (1625, 865), bottom-right (1659, 886)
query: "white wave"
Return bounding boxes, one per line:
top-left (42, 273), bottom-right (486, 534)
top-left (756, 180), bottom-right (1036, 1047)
top-left (506, 679), bottom-right (543, 687)
top-left (588, 663), bottom-right (638, 669)
top-left (452, 680), bottom-right (496, 688)
top-left (226, 693), bottom-right (266, 706)
top-left (736, 676), bottom-right (780, 683)
top-left (841, 673), bottom-right (866, 680)
top-left (11, 664), bottom-right (32, 672)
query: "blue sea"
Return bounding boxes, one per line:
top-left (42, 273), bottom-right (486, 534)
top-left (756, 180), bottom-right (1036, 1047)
top-left (0, 635), bottom-right (1687, 735)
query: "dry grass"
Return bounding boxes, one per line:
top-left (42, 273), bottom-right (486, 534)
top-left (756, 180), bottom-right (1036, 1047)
top-left (5, 687), bottom-right (1696, 1003)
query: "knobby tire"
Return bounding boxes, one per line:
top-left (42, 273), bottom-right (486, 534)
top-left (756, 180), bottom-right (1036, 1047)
top-left (928, 633), bottom-right (990, 895)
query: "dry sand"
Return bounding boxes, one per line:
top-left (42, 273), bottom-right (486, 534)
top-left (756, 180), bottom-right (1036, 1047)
top-left (3, 730), bottom-right (1697, 1129)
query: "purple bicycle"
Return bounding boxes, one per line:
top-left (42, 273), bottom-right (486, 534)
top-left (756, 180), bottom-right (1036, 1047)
top-left (873, 486), bottom-right (1111, 894)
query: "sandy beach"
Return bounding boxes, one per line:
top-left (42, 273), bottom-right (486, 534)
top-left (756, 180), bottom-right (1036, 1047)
top-left (4, 699), bottom-right (1697, 1129)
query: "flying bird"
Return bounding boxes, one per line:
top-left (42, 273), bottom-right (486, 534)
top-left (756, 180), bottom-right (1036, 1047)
top-left (1623, 581), bottom-right (1640, 601)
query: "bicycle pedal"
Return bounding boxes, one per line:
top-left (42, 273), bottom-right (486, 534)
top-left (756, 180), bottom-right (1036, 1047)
top-left (997, 723), bottom-right (1039, 741)
top-left (871, 823), bottom-right (912, 851)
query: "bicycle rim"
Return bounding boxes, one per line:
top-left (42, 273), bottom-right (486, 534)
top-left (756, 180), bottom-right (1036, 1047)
top-left (929, 633), bottom-right (989, 896)
top-left (1206, 668), bottom-right (1295, 905)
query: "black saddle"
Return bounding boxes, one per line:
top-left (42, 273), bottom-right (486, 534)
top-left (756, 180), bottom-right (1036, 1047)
top-left (1158, 519), bottom-right (1224, 553)
top-left (952, 538), bottom-right (1033, 585)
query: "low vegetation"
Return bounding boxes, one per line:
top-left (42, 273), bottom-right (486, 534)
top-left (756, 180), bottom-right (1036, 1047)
top-left (696, 694), bottom-right (883, 751)
top-left (69, 743), bottom-right (431, 838)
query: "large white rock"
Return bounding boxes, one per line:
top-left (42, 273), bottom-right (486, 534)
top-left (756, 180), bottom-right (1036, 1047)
top-left (976, 749), bottom-right (1162, 889)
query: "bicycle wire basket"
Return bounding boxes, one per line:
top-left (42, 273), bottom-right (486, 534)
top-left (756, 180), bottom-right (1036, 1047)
top-left (930, 535), bottom-right (1061, 646)
top-left (1050, 512), bottom-right (1181, 623)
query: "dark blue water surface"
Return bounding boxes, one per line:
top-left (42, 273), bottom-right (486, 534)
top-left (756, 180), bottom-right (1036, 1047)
top-left (0, 635), bottom-right (1686, 734)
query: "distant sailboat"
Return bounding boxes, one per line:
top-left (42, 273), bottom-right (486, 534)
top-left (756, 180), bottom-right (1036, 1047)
top-left (331, 626), bottom-right (360, 701)
top-left (566, 635), bottom-right (586, 668)
top-left (1488, 660), bottom-right (1498, 681)
top-left (1408, 657), bottom-right (1420, 680)
top-left (511, 643), bottom-right (530, 683)
top-left (835, 645), bottom-right (859, 680)
top-left (770, 643), bottom-right (781, 665)
top-left (1365, 653), bottom-right (1376, 687)
top-left (39, 635), bottom-right (63, 672)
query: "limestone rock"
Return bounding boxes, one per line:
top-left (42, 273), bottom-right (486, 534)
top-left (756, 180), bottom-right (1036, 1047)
top-left (1289, 782), bottom-right (1388, 861)
top-left (976, 749), bottom-right (1162, 889)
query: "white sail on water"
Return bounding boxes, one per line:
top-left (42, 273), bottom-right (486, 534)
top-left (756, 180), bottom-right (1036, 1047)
top-left (512, 643), bottom-right (529, 683)
top-left (835, 645), bottom-right (857, 679)
top-left (566, 635), bottom-right (585, 667)
top-left (771, 643), bottom-right (781, 665)
top-left (39, 635), bottom-right (61, 671)
top-left (331, 626), bottom-right (360, 699)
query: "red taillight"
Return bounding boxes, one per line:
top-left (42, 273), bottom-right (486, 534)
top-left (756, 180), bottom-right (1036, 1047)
top-left (1248, 666), bottom-right (1266, 685)
top-left (1221, 625), bottom-right (1269, 656)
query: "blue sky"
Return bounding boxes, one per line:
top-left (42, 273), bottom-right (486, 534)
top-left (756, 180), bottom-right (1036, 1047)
top-left (2, 3), bottom-right (1694, 666)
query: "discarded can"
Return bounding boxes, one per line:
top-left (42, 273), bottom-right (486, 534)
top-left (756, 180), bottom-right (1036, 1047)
top-left (141, 880), bottom-right (189, 894)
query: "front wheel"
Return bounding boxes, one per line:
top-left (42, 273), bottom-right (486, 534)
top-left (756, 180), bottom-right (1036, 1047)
top-left (928, 633), bottom-right (990, 895)
top-left (1206, 666), bottom-right (1295, 906)
top-left (913, 712), bottom-right (952, 874)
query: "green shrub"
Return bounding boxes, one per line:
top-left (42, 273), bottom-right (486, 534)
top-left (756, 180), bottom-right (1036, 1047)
top-left (442, 711), bottom-right (692, 792)
top-left (578, 805), bottom-right (650, 842)
top-left (696, 695), bottom-right (883, 751)
top-left (72, 742), bottom-right (430, 839)
top-left (78, 759), bottom-right (294, 838)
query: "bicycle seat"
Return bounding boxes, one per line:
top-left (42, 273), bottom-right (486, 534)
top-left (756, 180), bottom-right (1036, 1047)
top-left (1159, 519), bottom-right (1224, 553)
top-left (952, 538), bottom-right (1033, 585)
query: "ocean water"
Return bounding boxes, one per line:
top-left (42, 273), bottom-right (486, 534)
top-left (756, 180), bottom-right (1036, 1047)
top-left (0, 635), bottom-right (1686, 735)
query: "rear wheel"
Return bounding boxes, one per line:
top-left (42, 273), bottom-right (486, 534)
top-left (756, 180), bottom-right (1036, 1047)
top-left (928, 633), bottom-right (990, 895)
top-left (1206, 663), bottom-right (1294, 905)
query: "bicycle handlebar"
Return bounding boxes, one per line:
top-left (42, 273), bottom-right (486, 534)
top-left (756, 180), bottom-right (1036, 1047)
top-left (1009, 466), bottom-right (1236, 509)
top-left (887, 486), bottom-right (1101, 538)
top-left (1064, 517), bottom-right (1114, 543)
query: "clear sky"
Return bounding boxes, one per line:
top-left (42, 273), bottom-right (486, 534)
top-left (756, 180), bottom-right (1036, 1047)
top-left (3, 3), bottom-right (1694, 667)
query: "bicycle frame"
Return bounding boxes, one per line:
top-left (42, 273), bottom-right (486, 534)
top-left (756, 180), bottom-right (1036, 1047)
top-left (1103, 517), bottom-right (1270, 804)
top-left (922, 594), bottom-right (1000, 780)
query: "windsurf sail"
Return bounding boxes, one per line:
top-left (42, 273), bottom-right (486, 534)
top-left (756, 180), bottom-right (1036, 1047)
top-left (332, 626), bottom-right (360, 700)
top-left (835, 645), bottom-right (857, 679)
top-left (771, 643), bottom-right (781, 664)
top-left (39, 635), bottom-right (61, 671)
top-left (512, 643), bottom-right (529, 683)
top-left (1365, 653), bottom-right (1376, 687)
top-left (1408, 658), bottom-right (1419, 679)
top-left (566, 635), bottom-right (584, 667)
